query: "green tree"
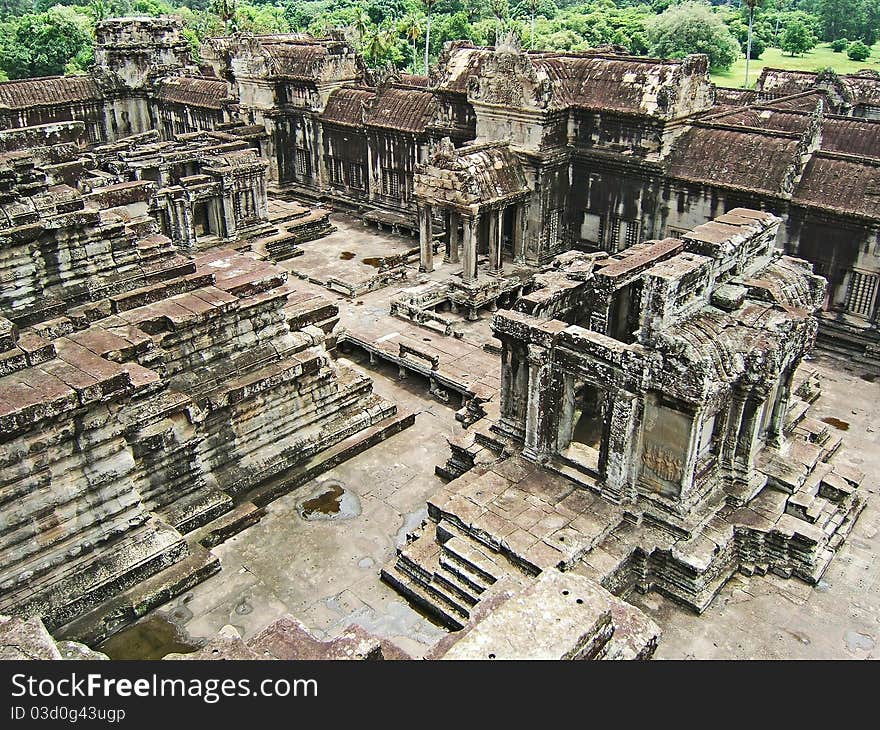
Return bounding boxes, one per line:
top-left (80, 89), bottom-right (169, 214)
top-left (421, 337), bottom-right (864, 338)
top-left (211, 0), bottom-right (236, 32)
top-left (399, 13), bottom-right (423, 73)
top-left (848, 38), bottom-right (871, 59)
top-left (780, 19), bottom-right (815, 55)
top-left (0, 9), bottom-right (93, 79)
top-left (88, 0), bottom-right (109, 22)
top-left (647, 2), bottom-right (741, 72)
top-left (521, 0), bottom-right (540, 48)
top-left (742, 0), bottom-right (764, 89)
top-left (363, 22), bottom-right (392, 65)
top-left (489, 0), bottom-right (509, 39)
top-left (421, 0), bottom-right (438, 74)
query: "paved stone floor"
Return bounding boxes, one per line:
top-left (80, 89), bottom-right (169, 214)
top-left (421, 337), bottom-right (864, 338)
top-left (139, 218), bottom-right (880, 659)
top-left (157, 353), bottom-right (461, 658)
top-left (286, 214), bottom-right (418, 289)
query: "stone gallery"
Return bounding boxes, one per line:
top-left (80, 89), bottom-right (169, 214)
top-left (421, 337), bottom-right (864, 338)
top-left (0, 16), bottom-right (874, 660)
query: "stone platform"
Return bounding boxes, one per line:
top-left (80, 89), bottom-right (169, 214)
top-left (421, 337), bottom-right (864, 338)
top-left (383, 363), bottom-right (865, 626)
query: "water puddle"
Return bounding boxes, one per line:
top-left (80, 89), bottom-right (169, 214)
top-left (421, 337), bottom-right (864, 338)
top-left (362, 257), bottom-right (383, 268)
top-left (298, 480), bottom-right (361, 521)
top-left (339, 251), bottom-right (356, 260)
top-left (844, 629), bottom-right (875, 652)
top-left (97, 612), bottom-right (203, 660)
top-left (822, 416), bottom-right (850, 431)
top-left (396, 507), bottom-right (428, 547)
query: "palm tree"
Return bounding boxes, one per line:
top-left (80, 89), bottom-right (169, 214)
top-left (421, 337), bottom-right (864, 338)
top-left (399, 14), bottom-right (423, 74)
top-left (490, 0), bottom-right (510, 43)
top-left (212, 0), bottom-right (237, 33)
top-left (363, 24), bottom-right (393, 67)
top-left (421, 0), bottom-right (438, 75)
top-left (352, 6), bottom-right (370, 50)
top-left (89, 0), bottom-right (109, 22)
top-left (743, 0), bottom-right (763, 89)
top-left (523, 0), bottom-right (540, 49)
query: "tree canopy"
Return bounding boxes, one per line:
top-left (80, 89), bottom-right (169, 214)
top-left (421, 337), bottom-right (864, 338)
top-left (647, 1), bottom-right (740, 71)
top-left (0, 0), bottom-right (877, 82)
top-left (0, 7), bottom-right (93, 79)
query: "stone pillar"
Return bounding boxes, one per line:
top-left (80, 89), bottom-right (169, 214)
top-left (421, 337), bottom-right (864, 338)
top-left (462, 214), bottom-right (478, 284)
top-left (513, 201), bottom-right (527, 264)
top-left (488, 208), bottom-right (503, 274)
top-left (602, 391), bottom-right (639, 502)
top-left (523, 344), bottom-right (552, 462)
top-left (418, 203), bottom-right (433, 273)
top-left (257, 177), bottom-right (269, 221)
top-left (767, 370), bottom-right (794, 447)
top-left (721, 388), bottom-right (748, 474)
top-left (735, 390), bottom-right (767, 474)
top-left (445, 210), bottom-right (460, 264)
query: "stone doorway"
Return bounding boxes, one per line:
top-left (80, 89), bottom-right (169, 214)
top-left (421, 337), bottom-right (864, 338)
top-left (559, 376), bottom-right (606, 474)
top-left (193, 201), bottom-right (212, 237)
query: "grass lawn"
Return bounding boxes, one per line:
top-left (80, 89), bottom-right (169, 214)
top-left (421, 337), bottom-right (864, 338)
top-left (710, 42), bottom-right (880, 88)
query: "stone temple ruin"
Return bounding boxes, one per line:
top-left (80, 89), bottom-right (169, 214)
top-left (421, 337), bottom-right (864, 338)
top-left (0, 17), bottom-right (872, 660)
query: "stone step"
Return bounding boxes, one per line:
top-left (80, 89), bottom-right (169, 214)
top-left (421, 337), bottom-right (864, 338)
top-left (380, 564), bottom-right (466, 630)
top-left (423, 576), bottom-right (473, 617)
top-left (241, 407), bottom-right (414, 508)
top-left (432, 567), bottom-right (481, 606)
top-left (156, 487), bottom-right (233, 535)
top-left (440, 532), bottom-right (503, 585)
top-left (438, 551), bottom-right (494, 596)
top-left (546, 457), bottom-right (601, 491)
top-left (189, 501), bottom-right (264, 549)
top-left (54, 543), bottom-right (221, 646)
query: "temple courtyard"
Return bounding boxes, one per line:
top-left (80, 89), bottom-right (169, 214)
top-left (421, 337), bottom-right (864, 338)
top-left (99, 215), bottom-right (880, 660)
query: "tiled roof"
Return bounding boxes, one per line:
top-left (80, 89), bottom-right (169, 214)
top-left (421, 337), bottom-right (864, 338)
top-left (321, 87), bottom-right (375, 127)
top-left (0, 76), bottom-right (100, 110)
top-left (820, 116), bottom-right (880, 158)
top-left (666, 125), bottom-right (800, 196)
top-left (364, 86), bottom-right (437, 133)
top-left (156, 77), bottom-right (230, 110)
top-left (794, 153), bottom-right (880, 220)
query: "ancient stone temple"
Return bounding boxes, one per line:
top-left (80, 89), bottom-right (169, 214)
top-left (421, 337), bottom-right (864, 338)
top-left (0, 105), bottom-right (407, 634)
top-left (0, 16), bottom-right (873, 659)
top-left (3, 20), bottom-right (880, 353)
top-left (383, 209), bottom-right (864, 627)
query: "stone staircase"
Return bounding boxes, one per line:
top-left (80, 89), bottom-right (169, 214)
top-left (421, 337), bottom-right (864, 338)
top-left (382, 519), bottom-right (532, 630)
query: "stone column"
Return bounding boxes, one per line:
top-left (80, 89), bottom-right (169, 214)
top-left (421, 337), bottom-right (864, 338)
top-left (766, 369), bottom-right (794, 448)
top-left (488, 208), bottom-right (503, 274)
top-left (514, 200), bottom-right (528, 264)
top-left (445, 210), bottom-right (460, 264)
top-left (602, 390), bottom-right (639, 502)
top-left (462, 214), bottom-right (478, 284)
top-left (523, 344), bottom-right (552, 462)
top-left (176, 199), bottom-right (193, 249)
top-left (721, 388), bottom-right (748, 474)
top-left (257, 176), bottom-right (269, 221)
top-left (418, 203), bottom-right (433, 273)
top-left (735, 389), bottom-right (767, 475)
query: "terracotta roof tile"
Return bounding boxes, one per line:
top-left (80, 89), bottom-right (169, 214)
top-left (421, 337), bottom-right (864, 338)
top-left (365, 86), bottom-right (436, 133)
top-left (666, 125), bottom-right (800, 196)
top-left (0, 76), bottom-right (99, 110)
top-left (156, 77), bottom-right (230, 110)
top-left (321, 87), bottom-right (375, 127)
top-left (794, 153), bottom-right (880, 220)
